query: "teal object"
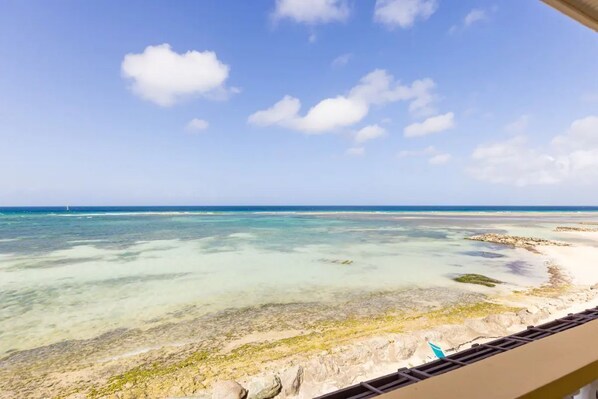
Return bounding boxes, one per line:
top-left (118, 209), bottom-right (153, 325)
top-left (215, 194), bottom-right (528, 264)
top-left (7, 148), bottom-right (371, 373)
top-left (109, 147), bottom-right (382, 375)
top-left (429, 342), bottom-right (446, 359)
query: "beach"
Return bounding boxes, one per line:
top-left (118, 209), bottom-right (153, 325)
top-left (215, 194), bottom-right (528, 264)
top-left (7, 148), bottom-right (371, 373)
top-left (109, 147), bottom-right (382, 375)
top-left (1, 208), bottom-right (598, 398)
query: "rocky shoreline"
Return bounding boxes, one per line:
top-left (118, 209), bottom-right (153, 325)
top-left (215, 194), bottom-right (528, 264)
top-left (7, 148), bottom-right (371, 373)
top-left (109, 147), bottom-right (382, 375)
top-left (209, 287), bottom-right (598, 399)
top-left (3, 278), bottom-right (594, 399)
top-left (0, 288), bottom-right (488, 399)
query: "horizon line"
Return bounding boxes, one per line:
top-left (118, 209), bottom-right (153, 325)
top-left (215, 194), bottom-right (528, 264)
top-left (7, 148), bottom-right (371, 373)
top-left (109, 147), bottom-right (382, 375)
top-left (2, 205), bottom-right (598, 208)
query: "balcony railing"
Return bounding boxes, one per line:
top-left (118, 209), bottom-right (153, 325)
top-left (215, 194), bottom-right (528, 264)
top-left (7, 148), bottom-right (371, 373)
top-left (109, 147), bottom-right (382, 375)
top-left (316, 307), bottom-right (598, 399)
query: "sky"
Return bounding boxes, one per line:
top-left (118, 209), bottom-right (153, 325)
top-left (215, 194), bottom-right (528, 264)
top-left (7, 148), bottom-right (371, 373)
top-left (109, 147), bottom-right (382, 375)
top-left (0, 0), bottom-right (597, 206)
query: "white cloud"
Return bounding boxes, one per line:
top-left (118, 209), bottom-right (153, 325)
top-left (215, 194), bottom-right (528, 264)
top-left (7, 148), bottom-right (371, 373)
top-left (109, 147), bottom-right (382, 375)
top-left (248, 69), bottom-right (438, 134)
top-left (299, 96), bottom-right (368, 132)
top-left (346, 147), bottom-right (365, 156)
top-left (121, 44), bottom-right (230, 107)
top-left (354, 124), bottom-right (386, 143)
top-left (404, 79), bottom-right (438, 117)
top-left (552, 115), bottom-right (598, 149)
top-left (273, 0), bottom-right (349, 24)
top-left (470, 137), bottom-right (563, 186)
top-left (248, 95), bottom-right (301, 128)
top-left (374, 0), bottom-right (438, 29)
top-left (404, 112), bottom-right (455, 138)
top-left (464, 9), bottom-right (486, 26)
top-left (449, 8), bottom-right (488, 33)
top-left (505, 114), bottom-right (530, 134)
top-left (186, 118), bottom-right (209, 132)
top-left (249, 95), bottom-right (368, 133)
top-left (348, 70), bottom-right (437, 115)
top-left (331, 53), bottom-right (353, 68)
top-left (398, 146), bottom-right (451, 165)
top-left (470, 116), bottom-right (598, 186)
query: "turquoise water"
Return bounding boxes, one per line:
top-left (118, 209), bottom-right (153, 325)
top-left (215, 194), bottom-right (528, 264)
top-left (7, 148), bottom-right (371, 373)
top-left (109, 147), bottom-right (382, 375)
top-left (1, 207), bottom-right (597, 355)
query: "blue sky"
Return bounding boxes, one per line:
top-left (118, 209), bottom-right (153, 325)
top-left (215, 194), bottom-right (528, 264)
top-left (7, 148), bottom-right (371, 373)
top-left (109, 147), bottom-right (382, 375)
top-left (1, 0), bottom-right (597, 206)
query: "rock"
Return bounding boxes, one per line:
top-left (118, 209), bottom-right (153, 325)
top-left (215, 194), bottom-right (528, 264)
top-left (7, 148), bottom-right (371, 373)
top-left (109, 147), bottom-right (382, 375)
top-left (466, 233), bottom-right (570, 250)
top-left (212, 381), bottom-right (248, 399)
top-left (248, 375), bottom-right (282, 399)
top-left (555, 226), bottom-right (598, 232)
top-left (281, 366), bottom-right (303, 396)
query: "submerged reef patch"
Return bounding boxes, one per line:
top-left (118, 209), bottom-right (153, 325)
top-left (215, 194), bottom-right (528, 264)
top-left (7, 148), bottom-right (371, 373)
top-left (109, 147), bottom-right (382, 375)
top-left (453, 274), bottom-right (503, 287)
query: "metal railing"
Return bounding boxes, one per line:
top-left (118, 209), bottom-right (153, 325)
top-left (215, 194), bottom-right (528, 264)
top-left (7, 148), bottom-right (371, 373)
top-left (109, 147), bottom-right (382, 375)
top-left (315, 306), bottom-right (598, 399)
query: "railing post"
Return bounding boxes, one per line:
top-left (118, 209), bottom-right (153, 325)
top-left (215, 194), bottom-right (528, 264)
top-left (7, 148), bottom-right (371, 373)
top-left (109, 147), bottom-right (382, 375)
top-left (571, 379), bottom-right (598, 399)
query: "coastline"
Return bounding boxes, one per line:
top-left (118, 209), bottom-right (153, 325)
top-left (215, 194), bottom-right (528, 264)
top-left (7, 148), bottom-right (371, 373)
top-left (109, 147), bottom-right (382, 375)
top-left (2, 219), bottom-right (598, 398)
top-left (6, 276), bottom-right (595, 399)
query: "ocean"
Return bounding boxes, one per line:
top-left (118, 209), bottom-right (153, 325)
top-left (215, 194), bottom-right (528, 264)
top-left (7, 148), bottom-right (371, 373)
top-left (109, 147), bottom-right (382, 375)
top-left (1, 206), bottom-right (597, 357)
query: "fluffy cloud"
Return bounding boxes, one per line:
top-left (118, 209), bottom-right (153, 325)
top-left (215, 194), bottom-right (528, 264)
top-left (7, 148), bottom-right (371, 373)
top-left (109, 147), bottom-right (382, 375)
top-left (552, 115), bottom-right (598, 149)
top-left (374, 0), bottom-right (438, 29)
top-left (470, 137), bottom-right (563, 186)
top-left (249, 95), bottom-right (367, 132)
top-left (299, 96), bottom-right (368, 132)
top-left (186, 118), bottom-right (209, 132)
top-left (248, 95), bottom-right (301, 127)
top-left (354, 124), bottom-right (386, 143)
top-left (403, 112), bottom-right (455, 138)
top-left (398, 146), bottom-right (451, 165)
top-left (470, 116), bottom-right (598, 186)
top-left (249, 69), bottom-right (438, 134)
top-left (121, 44), bottom-right (230, 107)
top-left (273, 0), bottom-right (349, 24)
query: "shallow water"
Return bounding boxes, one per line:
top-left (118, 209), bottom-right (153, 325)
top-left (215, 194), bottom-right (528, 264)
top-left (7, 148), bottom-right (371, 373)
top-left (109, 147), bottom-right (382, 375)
top-left (1, 208), bottom-right (597, 356)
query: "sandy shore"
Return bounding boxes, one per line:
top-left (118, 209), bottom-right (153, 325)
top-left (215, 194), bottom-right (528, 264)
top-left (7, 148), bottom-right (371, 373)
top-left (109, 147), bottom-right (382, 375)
top-left (1, 231), bottom-right (598, 399)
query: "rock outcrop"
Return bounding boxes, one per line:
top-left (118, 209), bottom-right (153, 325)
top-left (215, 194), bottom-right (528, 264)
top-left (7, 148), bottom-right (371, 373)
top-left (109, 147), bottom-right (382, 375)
top-left (248, 375), bottom-right (282, 399)
top-left (281, 365), bottom-right (303, 396)
top-left (466, 233), bottom-right (570, 251)
top-left (212, 381), bottom-right (248, 399)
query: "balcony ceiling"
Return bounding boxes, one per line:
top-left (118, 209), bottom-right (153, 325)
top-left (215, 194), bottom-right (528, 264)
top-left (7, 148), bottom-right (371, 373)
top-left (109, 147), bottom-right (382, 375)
top-left (542, 0), bottom-right (598, 31)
